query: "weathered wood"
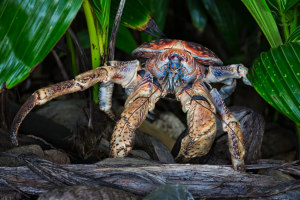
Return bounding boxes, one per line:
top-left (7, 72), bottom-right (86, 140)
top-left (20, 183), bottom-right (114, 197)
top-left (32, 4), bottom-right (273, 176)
top-left (0, 155), bottom-right (299, 199)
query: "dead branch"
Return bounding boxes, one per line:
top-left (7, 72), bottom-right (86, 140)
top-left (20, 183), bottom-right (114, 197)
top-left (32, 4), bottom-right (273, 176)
top-left (0, 154), bottom-right (299, 199)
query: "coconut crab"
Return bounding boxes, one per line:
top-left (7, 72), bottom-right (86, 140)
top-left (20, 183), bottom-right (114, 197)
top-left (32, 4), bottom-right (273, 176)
top-left (11, 39), bottom-right (251, 171)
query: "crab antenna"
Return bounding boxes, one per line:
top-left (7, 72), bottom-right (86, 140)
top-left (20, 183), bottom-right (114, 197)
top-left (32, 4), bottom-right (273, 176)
top-left (108, 0), bottom-right (126, 61)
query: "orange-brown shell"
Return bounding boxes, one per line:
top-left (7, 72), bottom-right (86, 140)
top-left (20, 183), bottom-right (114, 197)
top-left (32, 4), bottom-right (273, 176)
top-left (132, 39), bottom-right (223, 65)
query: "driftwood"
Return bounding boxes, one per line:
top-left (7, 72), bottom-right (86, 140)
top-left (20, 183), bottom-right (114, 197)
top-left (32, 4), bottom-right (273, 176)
top-left (0, 154), bottom-right (299, 199)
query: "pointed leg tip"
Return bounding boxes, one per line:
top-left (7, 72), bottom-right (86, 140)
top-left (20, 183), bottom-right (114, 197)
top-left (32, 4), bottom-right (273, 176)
top-left (243, 78), bottom-right (252, 86)
top-left (10, 135), bottom-right (19, 146)
top-left (233, 160), bottom-right (246, 172)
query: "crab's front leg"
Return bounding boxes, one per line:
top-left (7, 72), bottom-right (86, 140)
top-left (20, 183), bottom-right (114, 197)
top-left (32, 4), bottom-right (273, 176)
top-left (204, 64), bottom-right (251, 99)
top-left (110, 72), bottom-right (163, 157)
top-left (174, 80), bottom-right (217, 161)
top-left (210, 88), bottom-right (245, 171)
top-left (11, 60), bottom-right (141, 146)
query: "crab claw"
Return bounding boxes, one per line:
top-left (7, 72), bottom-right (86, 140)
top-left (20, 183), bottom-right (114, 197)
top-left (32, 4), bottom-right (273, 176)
top-left (243, 77), bottom-right (252, 86)
top-left (238, 64), bottom-right (252, 86)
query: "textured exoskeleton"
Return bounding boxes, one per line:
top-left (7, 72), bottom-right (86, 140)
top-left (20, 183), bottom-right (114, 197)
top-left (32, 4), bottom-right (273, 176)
top-left (11, 39), bottom-right (251, 171)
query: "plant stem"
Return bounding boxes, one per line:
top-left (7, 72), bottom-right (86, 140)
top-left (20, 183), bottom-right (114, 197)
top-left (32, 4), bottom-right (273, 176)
top-left (83, 0), bottom-right (101, 103)
top-left (278, 0), bottom-right (289, 42)
top-left (281, 12), bottom-right (289, 42)
top-left (290, 8), bottom-right (298, 34)
top-left (66, 31), bottom-right (78, 76)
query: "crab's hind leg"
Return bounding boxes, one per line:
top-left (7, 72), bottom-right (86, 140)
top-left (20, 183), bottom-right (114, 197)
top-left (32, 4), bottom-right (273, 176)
top-left (210, 88), bottom-right (245, 171)
top-left (11, 60), bottom-right (141, 146)
top-left (174, 80), bottom-right (217, 162)
top-left (110, 71), bottom-right (162, 157)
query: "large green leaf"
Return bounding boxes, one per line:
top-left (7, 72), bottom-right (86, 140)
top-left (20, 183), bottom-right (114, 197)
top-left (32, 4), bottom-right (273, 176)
top-left (187, 0), bottom-right (207, 33)
top-left (266, 0), bottom-right (297, 41)
top-left (0, 0), bottom-right (83, 91)
top-left (111, 0), bottom-right (151, 30)
top-left (111, 0), bottom-right (162, 37)
top-left (248, 42), bottom-right (300, 124)
top-left (202, 0), bottom-right (244, 52)
top-left (91, 0), bottom-right (111, 53)
top-left (287, 26), bottom-right (300, 43)
top-left (242, 0), bottom-right (283, 48)
top-left (284, 0), bottom-right (300, 12)
top-left (115, 25), bottom-right (137, 53)
top-left (142, 0), bottom-right (169, 29)
top-left (141, 0), bottom-right (169, 42)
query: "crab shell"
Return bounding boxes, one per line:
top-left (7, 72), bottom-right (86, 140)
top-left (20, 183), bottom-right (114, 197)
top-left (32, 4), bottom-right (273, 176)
top-left (132, 39), bottom-right (223, 66)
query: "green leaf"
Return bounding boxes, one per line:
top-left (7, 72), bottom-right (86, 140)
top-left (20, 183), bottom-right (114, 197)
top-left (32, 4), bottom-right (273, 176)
top-left (91, 0), bottom-right (111, 52)
top-left (187, 0), bottom-right (207, 33)
top-left (242, 0), bottom-right (283, 48)
top-left (266, 0), bottom-right (295, 41)
top-left (0, 0), bottom-right (83, 91)
top-left (287, 26), bottom-right (300, 43)
top-left (202, 0), bottom-right (244, 52)
top-left (141, 0), bottom-right (169, 29)
top-left (111, 0), bottom-right (151, 30)
top-left (116, 25), bottom-right (137, 53)
top-left (140, 0), bottom-right (169, 42)
top-left (83, 0), bottom-right (111, 103)
top-left (111, 0), bottom-right (162, 37)
top-left (248, 42), bottom-right (300, 124)
top-left (284, 0), bottom-right (300, 12)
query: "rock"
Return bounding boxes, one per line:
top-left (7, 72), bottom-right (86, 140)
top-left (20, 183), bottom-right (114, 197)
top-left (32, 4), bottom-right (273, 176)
top-left (36, 98), bottom-right (88, 133)
top-left (38, 185), bottom-right (138, 200)
top-left (151, 112), bottom-right (186, 140)
top-left (128, 150), bottom-right (151, 160)
top-left (262, 123), bottom-right (297, 159)
top-left (0, 144), bottom-right (44, 167)
top-left (0, 191), bottom-right (23, 200)
top-left (134, 132), bottom-right (175, 163)
top-left (44, 149), bottom-right (71, 164)
top-left (0, 144), bottom-right (71, 167)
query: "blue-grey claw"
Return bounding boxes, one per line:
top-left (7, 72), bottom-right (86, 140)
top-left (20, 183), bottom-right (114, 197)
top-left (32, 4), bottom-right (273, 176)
top-left (243, 77), bottom-right (252, 86)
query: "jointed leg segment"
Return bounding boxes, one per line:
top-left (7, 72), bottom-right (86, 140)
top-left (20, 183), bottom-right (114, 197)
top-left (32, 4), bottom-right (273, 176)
top-left (10, 60), bottom-right (141, 146)
top-left (219, 79), bottom-right (237, 99)
top-left (204, 64), bottom-right (251, 99)
top-left (175, 81), bottom-right (217, 161)
top-left (210, 88), bottom-right (245, 171)
top-left (11, 67), bottom-right (108, 145)
top-left (110, 72), bottom-right (161, 157)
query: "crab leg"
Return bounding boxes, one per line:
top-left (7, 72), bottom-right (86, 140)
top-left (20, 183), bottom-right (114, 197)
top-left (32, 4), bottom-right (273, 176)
top-left (204, 64), bottom-right (251, 85)
top-left (11, 60), bottom-right (141, 146)
top-left (174, 80), bottom-right (217, 162)
top-left (219, 79), bottom-right (237, 99)
top-left (210, 88), bottom-right (245, 171)
top-left (99, 82), bottom-right (115, 119)
top-left (110, 72), bottom-right (163, 157)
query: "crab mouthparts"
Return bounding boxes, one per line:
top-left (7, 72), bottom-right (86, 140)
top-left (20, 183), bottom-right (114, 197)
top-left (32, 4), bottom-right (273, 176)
top-left (167, 71), bottom-right (179, 92)
top-left (164, 54), bottom-right (184, 92)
